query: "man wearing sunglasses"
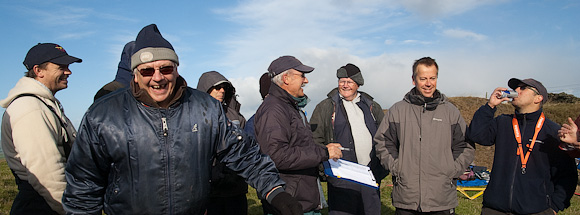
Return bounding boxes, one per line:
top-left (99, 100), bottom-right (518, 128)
top-left (467, 78), bottom-right (577, 215)
top-left (197, 71), bottom-right (248, 215)
top-left (62, 24), bottom-right (302, 215)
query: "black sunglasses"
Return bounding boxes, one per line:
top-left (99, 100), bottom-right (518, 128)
top-left (518, 84), bottom-right (540, 95)
top-left (211, 83), bottom-right (230, 91)
top-left (138, 66), bottom-right (175, 77)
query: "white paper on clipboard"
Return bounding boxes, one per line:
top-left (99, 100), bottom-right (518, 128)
top-left (323, 159), bottom-right (378, 189)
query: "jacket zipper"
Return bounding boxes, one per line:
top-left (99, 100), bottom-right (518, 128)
top-left (162, 117), bottom-right (169, 137)
top-left (162, 116), bottom-right (172, 213)
top-left (418, 103), bottom-right (424, 209)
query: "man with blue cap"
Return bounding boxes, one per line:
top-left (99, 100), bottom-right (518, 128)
top-left (1, 42), bottom-right (81, 215)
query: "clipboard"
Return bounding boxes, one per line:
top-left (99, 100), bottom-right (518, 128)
top-left (323, 159), bottom-right (379, 189)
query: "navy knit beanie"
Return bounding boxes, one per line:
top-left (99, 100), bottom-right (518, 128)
top-left (337, 63), bottom-right (364, 86)
top-left (131, 24), bottom-right (179, 70)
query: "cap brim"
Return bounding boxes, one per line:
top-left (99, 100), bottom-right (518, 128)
top-left (50, 55), bottom-right (82, 65)
top-left (213, 80), bottom-right (231, 87)
top-left (294, 64), bottom-right (314, 73)
top-left (508, 78), bottom-right (523, 90)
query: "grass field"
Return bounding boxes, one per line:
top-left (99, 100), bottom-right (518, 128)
top-left (3, 158), bottom-right (578, 215)
top-left (1, 97), bottom-right (580, 214)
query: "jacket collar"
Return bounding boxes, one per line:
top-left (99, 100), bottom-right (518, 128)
top-left (404, 88), bottom-right (445, 111)
top-left (269, 83), bottom-right (300, 109)
top-left (515, 107), bottom-right (543, 121)
top-left (328, 87), bottom-right (373, 105)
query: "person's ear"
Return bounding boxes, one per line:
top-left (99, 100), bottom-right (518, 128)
top-left (283, 73), bottom-right (291, 85)
top-left (33, 65), bottom-right (43, 78)
top-left (534, 94), bottom-right (544, 104)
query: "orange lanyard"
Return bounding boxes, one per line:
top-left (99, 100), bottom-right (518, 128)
top-left (512, 112), bottom-right (545, 174)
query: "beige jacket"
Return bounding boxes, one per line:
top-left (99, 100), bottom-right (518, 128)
top-left (1, 77), bottom-right (76, 214)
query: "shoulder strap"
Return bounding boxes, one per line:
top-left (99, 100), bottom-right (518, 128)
top-left (12, 93), bottom-right (72, 158)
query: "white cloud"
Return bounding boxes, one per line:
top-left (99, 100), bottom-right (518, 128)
top-left (384, 39), bottom-right (396, 45)
top-left (396, 0), bottom-right (508, 20)
top-left (442, 29), bottom-right (487, 41)
top-left (402, 40), bottom-right (433, 45)
top-left (20, 6), bottom-right (92, 26)
top-left (211, 0), bottom-right (579, 119)
top-left (57, 31), bottom-right (96, 40)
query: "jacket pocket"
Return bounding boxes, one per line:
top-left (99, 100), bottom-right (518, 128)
top-left (281, 174), bottom-right (301, 197)
top-left (105, 163), bottom-right (120, 203)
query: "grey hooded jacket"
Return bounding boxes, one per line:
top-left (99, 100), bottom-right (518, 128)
top-left (197, 71), bottom-right (246, 128)
top-left (375, 88), bottom-right (475, 212)
top-left (196, 71), bottom-right (248, 198)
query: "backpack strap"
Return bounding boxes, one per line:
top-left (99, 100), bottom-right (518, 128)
top-left (12, 94), bottom-right (72, 158)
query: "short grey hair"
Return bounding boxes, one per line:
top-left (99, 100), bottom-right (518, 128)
top-left (272, 69), bottom-right (292, 86)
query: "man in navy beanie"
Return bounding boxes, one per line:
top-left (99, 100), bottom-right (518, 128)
top-left (63, 24), bottom-right (302, 215)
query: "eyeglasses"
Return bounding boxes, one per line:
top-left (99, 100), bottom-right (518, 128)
top-left (138, 66), bottom-right (175, 76)
top-left (338, 80), bottom-right (356, 86)
top-left (289, 72), bottom-right (305, 79)
top-left (518, 85), bottom-right (540, 95)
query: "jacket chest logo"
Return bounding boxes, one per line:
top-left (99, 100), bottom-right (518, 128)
top-left (432, 118), bottom-right (443, 122)
top-left (192, 124), bottom-right (198, 132)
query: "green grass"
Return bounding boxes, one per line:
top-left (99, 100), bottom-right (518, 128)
top-left (2, 158), bottom-right (580, 214)
top-left (1, 159), bottom-right (18, 213)
top-left (246, 176), bottom-right (580, 215)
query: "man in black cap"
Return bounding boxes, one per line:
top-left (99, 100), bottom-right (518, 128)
top-left (62, 24), bottom-right (302, 215)
top-left (254, 56), bottom-right (343, 214)
top-left (467, 78), bottom-right (577, 214)
top-left (310, 63), bottom-right (387, 215)
top-left (1, 43), bottom-right (81, 215)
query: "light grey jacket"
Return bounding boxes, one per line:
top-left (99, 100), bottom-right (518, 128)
top-left (1, 77), bottom-right (76, 214)
top-left (375, 88), bottom-right (474, 212)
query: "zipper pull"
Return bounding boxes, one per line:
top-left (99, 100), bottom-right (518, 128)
top-left (162, 117), bottom-right (168, 137)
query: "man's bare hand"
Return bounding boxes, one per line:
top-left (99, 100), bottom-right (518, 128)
top-left (488, 87), bottom-right (511, 109)
top-left (326, 143), bottom-right (343, 161)
top-left (559, 117), bottom-right (580, 149)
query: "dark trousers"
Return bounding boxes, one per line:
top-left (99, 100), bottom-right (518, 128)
top-left (327, 177), bottom-right (381, 215)
top-left (481, 206), bottom-right (554, 215)
top-left (395, 208), bottom-right (455, 215)
top-left (10, 170), bottom-right (58, 215)
top-left (206, 194), bottom-right (248, 215)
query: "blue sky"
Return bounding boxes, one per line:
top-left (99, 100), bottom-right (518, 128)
top-left (1, 0), bottom-right (579, 128)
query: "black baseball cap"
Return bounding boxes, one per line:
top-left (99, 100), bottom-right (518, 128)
top-left (23, 43), bottom-right (82, 70)
top-left (508, 78), bottom-right (549, 104)
top-left (267, 55), bottom-right (314, 77)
